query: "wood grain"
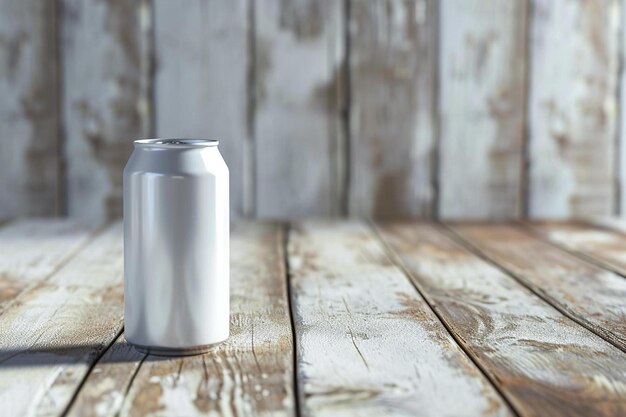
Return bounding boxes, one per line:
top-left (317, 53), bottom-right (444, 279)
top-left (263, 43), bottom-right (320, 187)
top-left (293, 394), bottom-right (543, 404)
top-left (114, 223), bottom-right (295, 417)
top-left (438, 0), bottom-right (527, 219)
top-left (448, 223), bottom-right (626, 352)
top-left (0, 0), bottom-right (60, 216)
top-left (0, 218), bottom-right (96, 311)
top-left (289, 221), bottom-right (511, 417)
top-left (379, 222), bottom-right (626, 417)
top-left (254, 0), bottom-right (345, 218)
top-left (65, 334), bottom-right (145, 417)
top-left (61, 0), bottom-right (152, 224)
top-left (153, 0), bottom-right (249, 219)
top-left (0, 222), bottom-right (124, 417)
top-left (348, 0), bottom-right (436, 218)
top-left (525, 220), bottom-right (626, 281)
top-left (528, 0), bottom-right (619, 217)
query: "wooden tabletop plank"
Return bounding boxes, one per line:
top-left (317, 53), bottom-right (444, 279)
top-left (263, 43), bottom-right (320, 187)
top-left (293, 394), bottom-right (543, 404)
top-left (449, 223), bottom-right (626, 351)
top-left (379, 223), bottom-right (626, 417)
top-left (0, 219), bottom-right (97, 311)
top-left (101, 223), bottom-right (295, 417)
top-left (65, 334), bottom-right (145, 417)
top-left (289, 221), bottom-right (511, 417)
top-left (525, 221), bottom-right (626, 275)
top-left (0, 222), bottom-right (124, 417)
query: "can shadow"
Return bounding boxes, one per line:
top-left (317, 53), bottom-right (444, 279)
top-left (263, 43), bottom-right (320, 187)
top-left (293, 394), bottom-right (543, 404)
top-left (0, 340), bottom-right (209, 368)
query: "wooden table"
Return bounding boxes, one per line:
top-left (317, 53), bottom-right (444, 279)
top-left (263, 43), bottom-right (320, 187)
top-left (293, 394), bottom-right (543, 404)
top-left (3, 219), bottom-right (626, 416)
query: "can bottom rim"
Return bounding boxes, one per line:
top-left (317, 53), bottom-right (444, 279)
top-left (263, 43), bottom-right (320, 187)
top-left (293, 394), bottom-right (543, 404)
top-left (129, 340), bottom-right (227, 356)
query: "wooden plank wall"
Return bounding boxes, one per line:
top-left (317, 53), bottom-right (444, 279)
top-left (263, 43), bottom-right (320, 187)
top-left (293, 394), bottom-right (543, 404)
top-left (0, 0), bottom-right (624, 221)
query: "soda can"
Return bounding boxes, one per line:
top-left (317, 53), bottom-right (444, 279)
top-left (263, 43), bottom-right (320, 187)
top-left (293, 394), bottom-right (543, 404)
top-left (123, 139), bottom-right (229, 355)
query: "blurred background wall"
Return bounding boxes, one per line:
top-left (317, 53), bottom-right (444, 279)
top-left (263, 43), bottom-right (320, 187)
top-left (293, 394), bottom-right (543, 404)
top-left (0, 0), bottom-right (621, 223)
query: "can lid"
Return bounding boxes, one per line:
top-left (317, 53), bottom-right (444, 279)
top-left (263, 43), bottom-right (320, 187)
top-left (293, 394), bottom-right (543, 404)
top-left (134, 139), bottom-right (219, 148)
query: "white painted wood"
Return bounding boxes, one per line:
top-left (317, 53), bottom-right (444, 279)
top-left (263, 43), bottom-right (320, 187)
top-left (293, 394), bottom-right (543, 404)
top-left (62, 0), bottom-right (151, 224)
top-left (154, 0), bottom-right (249, 218)
top-left (439, 0), bottom-right (527, 219)
top-left (66, 334), bottom-right (145, 417)
top-left (621, 0), bottom-right (626, 216)
top-left (289, 221), bottom-right (510, 417)
top-left (528, 0), bottom-right (619, 217)
top-left (0, 218), bottom-right (96, 311)
top-left (526, 221), bottom-right (626, 286)
top-left (0, 0), bottom-right (59, 216)
top-left (349, 0), bottom-right (436, 218)
top-left (116, 223), bottom-right (295, 417)
top-left (449, 223), bottom-right (626, 352)
top-left (0, 222), bottom-right (124, 417)
top-left (587, 216), bottom-right (626, 234)
top-left (380, 223), bottom-right (626, 416)
top-left (255, 0), bottom-right (345, 218)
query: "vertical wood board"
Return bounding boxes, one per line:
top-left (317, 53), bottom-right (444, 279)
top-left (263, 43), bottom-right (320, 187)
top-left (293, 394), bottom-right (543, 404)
top-left (439, 0), bottom-right (527, 219)
top-left (255, 0), bottom-right (345, 218)
top-left (0, 0), bottom-right (59, 216)
top-left (154, 0), bottom-right (249, 218)
top-left (289, 221), bottom-right (511, 417)
top-left (528, 0), bottom-right (619, 217)
top-left (62, 0), bottom-right (152, 224)
top-left (348, 0), bottom-right (437, 218)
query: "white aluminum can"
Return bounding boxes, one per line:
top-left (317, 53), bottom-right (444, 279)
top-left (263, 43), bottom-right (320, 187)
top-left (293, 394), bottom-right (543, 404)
top-left (123, 139), bottom-right (229, 355)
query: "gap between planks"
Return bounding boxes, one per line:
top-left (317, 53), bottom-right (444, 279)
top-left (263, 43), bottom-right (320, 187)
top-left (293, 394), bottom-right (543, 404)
top-left (283, 223), bottom-right (303, 417)
top-left (62, 222), bottom-right (297, 417)
top-left (378, 221), bottom-right (626, 416)
top-left (518, 220), bottom-right (626, 285)
top-left (443, 221), bottom-right (626, 357)
top-left (369, 221), bottom-right (521, 417)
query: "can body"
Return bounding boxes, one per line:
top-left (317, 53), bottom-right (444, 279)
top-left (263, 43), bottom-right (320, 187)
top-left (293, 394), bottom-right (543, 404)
top-left (123, 139), bottom-right (229, 355)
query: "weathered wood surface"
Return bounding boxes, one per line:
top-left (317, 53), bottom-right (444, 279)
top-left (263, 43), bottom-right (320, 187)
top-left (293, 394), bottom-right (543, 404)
top-left (448, 223), bottom-right (626, 351)
top-left (0, 218), bottom-right (96, 311)
top-left (2, 1), bottom-right (626, 221)
top-left (528, 0), bottom-right (619, 217)
top-left (66, 334), bottom-right (145, 417)
top-left (525, 220), bottom-right (626, 279)
top-left (3, 220), bottom-right (626, 416)
top-left (289, 221), bottom-right (510, 417)
top-left (379, 223), bottom-right (626, 416)
top-left (0, 222), bottom-right (124, 417)
top-left (438, 0), bottom-right (527, 219)
top-left (254, 0), bottom-right (345, 218)
top-left (153, 0), bottom-right (249, 219)
top-left (61, 0), bottom-right (151, 224)
top-left (69, 223), bottom-right (295, 417)
top-left (0, 0), bottom-right (60, 217)
top-left (348, 0), bottom-right (436, 218)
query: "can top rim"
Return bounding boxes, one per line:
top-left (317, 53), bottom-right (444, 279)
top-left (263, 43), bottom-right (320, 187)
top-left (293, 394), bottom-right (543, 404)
top-left (134, 139), bottom-right (219, 148)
